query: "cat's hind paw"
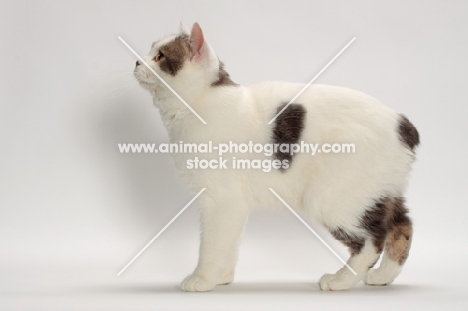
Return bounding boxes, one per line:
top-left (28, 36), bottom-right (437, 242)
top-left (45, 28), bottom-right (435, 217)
top-left (180, 274), bottom-right (216, 292)
top-left (364, 268), bottom-right (392, 286)
top-left (319, 273), bottom-right (355, 291)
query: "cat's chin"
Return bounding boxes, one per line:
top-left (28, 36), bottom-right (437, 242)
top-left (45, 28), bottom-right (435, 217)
top-left (134, 72), bottom-right (157, 92)
top-left (138, 81), bottom-right (157, 93)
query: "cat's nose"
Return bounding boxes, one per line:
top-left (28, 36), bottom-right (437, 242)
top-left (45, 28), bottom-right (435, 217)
top-left (135, 60), bottom-right (141, 67)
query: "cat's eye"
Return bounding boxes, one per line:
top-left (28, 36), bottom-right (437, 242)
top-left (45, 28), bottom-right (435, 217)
top-left (154, 52), bottom-right (164, 62)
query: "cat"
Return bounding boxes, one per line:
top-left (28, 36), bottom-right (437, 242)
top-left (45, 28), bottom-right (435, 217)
top-left (133, 22), bottom-right (419, 291)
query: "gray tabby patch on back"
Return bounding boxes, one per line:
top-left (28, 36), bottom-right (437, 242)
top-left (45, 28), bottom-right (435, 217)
top-left (211, 61), bottom-right (238, 87)
top-left (271, 103), bottom-right (306, 166)
top-left (159, 34), bottom-right (191, 76)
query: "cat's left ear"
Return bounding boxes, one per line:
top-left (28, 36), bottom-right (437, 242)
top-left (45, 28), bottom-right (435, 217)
top-left (190, 22), bottom-right (207, 61)
top-left (179, 21), bottom-right (189, 35)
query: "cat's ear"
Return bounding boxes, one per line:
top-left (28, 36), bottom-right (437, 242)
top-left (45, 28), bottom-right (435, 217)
top-left (179, 21), bottom-right (189, 35)
top-left (190, 22), bottom-right (207, 61)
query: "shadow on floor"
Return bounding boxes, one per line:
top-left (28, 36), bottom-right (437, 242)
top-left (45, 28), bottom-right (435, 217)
top-left (75, 281), bottom-right (431, 296)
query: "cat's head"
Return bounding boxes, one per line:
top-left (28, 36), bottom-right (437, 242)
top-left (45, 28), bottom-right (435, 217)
top-left (134, 23), bottom-right (235, 99)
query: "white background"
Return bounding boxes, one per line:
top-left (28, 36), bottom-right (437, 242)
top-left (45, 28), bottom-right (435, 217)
top-left (1, 0), bottom-right (467, 310)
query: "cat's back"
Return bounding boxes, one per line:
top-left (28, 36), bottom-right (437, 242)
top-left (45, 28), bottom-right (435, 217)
top-left (246, 81), bottom-right (417, 210)
top-left (248, 81), bottom-right (394, 115)
top-left (248, 81), bottom-right (400, 141)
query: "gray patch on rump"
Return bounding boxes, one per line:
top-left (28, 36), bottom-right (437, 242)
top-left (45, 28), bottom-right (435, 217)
top-left (359, 199), bottom-right (390, 253)
top-left (158, 34), bottom-right (190, 76)
top-left (211, 61), bottom-right (238, 87)
top-left (359, 196), bottom-right (412, 265)
top-left (397, 114), bottom-right (420, 152)
top-left (271, 103), bottom-right (306, 166)
top-left (382, 197), bottom-right (412, 265)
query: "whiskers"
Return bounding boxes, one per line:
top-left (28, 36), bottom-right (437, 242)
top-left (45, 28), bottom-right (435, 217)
top-left (98, 69), bottom-right (142, 101)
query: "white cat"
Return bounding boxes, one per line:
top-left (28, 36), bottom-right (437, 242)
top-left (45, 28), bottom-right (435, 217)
top-left (133, 22), bottom-right (419, 291)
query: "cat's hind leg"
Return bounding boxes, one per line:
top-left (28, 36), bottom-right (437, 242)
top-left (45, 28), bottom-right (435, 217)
top-left (319, 233), bottom-right (381, 291)
top-left (365, 198), bottom-right (413, 286)
top-left (319, 198), bottom-right (395, 291)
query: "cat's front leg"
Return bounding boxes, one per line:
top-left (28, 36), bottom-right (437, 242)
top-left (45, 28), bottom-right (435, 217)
top-left (181, 197), bottom-right (248, 292)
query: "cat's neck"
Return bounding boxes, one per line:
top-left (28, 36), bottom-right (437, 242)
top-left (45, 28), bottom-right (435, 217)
top-left (153, 85), bottom-right (247, 142)
top-left (152, 86), bottom-right (207, 131)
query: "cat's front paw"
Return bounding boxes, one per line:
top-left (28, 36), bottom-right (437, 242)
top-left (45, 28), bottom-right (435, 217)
top-left (319, 273), bottom-right (355, 291)
top-left (217, 270), bottom-right (234, 285)
top-left (180, 274), bottom-right (216, 292)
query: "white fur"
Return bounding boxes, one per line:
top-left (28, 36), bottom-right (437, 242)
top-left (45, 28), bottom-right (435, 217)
top-left (319, 240), bottom-right (380, 290)
top-left (365, 256), bottom-right (403, 286)
top-left (134, 25), bottom-right (415, 292)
